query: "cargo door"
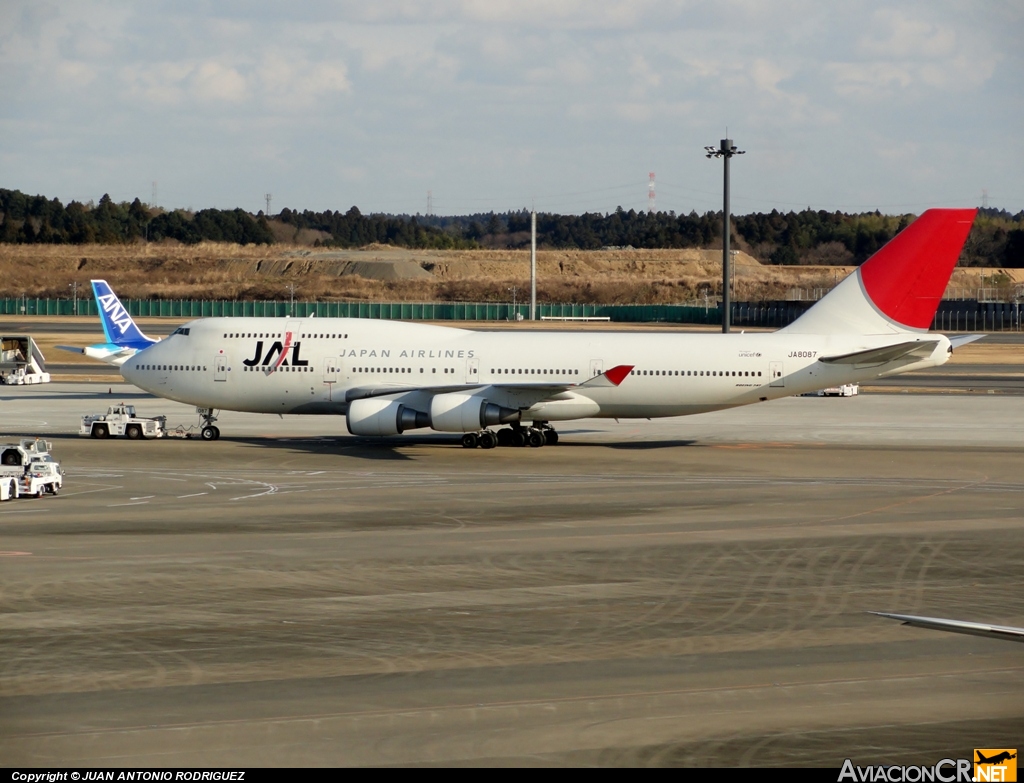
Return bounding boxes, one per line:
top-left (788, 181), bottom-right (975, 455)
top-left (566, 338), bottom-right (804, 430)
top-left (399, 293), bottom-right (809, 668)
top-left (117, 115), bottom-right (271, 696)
top-left (769, 361), bottom-right (784, 388)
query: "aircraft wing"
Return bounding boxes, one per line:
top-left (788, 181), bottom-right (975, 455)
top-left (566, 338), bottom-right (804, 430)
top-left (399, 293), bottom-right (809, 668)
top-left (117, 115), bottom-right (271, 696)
top-left (818, 340), bottom-right (942, 366)
top-left (345, 364), bottom-right (634, 403)
top-left (870, 612), bottom-right (1024, 643)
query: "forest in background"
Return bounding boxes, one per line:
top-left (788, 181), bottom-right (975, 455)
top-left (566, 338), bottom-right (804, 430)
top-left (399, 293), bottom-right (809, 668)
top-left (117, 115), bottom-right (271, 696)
top-left (2, 187), bottom-right (1022, 268)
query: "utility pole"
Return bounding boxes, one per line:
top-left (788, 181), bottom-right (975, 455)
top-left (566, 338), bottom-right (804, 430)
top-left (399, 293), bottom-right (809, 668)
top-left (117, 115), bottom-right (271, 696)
top-left (265, 193), bottom-right (272, 217)
top-left (69, 281), bottom-right (78, 315)
top-left (287, 283), bottom-right (296, 317)
top-left (530, 210), bottom-right (537, 321)
top-left (508, 286), bottom-right (518, 321)
top-left (705, 137), bottom-right (744, 333)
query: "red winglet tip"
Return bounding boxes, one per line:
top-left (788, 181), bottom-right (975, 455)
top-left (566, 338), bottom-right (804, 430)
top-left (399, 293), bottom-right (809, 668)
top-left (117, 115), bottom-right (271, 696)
top-left (604, 365), bottom-right (633, 386)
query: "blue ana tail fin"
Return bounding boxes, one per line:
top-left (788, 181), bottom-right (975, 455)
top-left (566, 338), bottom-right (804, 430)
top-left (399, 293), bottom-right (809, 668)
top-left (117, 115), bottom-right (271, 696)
top-left (91, 280), bottom-right (156, 349)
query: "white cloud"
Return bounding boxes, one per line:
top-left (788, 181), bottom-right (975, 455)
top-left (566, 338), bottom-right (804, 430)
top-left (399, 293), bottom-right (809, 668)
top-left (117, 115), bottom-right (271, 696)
top-left (192, 61), bottom-right (248, 103)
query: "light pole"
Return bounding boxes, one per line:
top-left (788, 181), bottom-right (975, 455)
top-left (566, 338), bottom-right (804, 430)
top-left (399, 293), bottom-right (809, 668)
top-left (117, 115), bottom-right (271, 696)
top-left (705, 138), bottom-right (744, 333)
top-left (69, 281), bottom-right (78, 315)
top-left (508, 286), bottom-right (519, 321)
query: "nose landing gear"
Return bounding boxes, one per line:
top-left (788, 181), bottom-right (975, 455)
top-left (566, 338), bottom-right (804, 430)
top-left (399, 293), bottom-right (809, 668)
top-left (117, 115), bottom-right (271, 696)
top-left (198, 408), bottom-right (221, 441)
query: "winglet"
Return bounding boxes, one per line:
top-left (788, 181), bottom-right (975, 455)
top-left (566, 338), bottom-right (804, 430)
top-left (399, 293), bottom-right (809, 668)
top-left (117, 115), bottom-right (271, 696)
top-left (579, 364), bottom-right (634, 388)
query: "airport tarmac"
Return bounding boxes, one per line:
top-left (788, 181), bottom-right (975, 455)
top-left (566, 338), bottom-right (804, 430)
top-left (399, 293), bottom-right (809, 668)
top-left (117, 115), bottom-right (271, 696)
top-left (1, 385), bottom-right (1023, 766)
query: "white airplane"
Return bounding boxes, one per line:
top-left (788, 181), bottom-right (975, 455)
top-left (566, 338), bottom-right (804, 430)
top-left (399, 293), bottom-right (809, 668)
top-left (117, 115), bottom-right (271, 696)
top-left (117, 208), bottom-right (978, 445)
top-left (57, 280), bottom-right (159, 366)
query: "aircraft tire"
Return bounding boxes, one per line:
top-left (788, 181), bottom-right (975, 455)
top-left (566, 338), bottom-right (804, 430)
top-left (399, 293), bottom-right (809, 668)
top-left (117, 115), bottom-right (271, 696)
top-left (511, 429), bottom-right (527, 447)
top-left (461, 432), bottom-right (479, 449)
top-left (496, 428), bottom-right (514, 447)
top-left (527, 429), bottom-right (545, 448)
top-left (212, 426), bottom-right (221, 440)
top-left (544, 430), bottom-right (559, 445)
top-left (201, 426), bottom-right (217, 441)
top-left (479, 430), bottom-right (498, 449)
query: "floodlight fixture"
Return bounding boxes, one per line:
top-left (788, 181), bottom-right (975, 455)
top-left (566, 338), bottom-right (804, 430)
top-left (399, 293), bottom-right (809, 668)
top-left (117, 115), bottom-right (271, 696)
top-left (706, 137), bottom-right (744, 332)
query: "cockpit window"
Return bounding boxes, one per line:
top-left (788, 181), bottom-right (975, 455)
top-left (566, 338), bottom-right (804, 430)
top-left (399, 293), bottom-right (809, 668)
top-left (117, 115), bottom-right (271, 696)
top-left (170, 327), bottom-right (191, 336)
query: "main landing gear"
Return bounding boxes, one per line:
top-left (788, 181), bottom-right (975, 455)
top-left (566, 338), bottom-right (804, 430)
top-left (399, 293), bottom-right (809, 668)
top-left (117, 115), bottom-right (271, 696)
top-left (461, 423), bottom-right (558, 449)
top-left (198, 408), bottom-right (221, 441)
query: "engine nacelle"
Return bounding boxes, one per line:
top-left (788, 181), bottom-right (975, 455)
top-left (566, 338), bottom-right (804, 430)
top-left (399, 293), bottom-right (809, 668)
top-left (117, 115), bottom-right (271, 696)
top-left (429, 393), bottom-right (519, 432)
top-left (346, 398), bottom-right (429, 436)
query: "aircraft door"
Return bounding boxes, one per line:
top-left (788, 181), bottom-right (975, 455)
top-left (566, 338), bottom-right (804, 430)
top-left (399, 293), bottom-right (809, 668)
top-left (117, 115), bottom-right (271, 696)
top-left (215, 355), bottom-right (228, 382)
top-left (324, 357), bottom-right (339, 400)
top-left (769, 361), bottom-right (784, 387)
top-left (589, 359), bottom-right (604, 378)
top-left (467, 358), bottom-right (479, 382)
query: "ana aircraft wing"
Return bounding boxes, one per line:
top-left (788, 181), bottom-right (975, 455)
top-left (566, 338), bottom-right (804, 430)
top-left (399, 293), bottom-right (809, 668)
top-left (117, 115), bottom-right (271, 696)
top-left (870, 612), bottom-right (1024, 643)
top-left (818, 340), bottom-right (942, 366)
top-left (344, 364), bottom-right (634, 403)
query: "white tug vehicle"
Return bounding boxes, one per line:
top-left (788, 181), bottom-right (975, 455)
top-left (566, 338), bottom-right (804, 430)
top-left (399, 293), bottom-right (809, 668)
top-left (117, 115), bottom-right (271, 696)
top-left (80, 404), bottom-right (167, 439)
top-left (0, 439), bottom-right (63, 499)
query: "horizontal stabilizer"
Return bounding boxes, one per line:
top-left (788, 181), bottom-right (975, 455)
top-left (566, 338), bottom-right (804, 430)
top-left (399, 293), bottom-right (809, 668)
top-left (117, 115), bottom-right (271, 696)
top-left (948, 334), bottom-right (986, 349)
top-left (870, 612), bottom-right (1024, 643)
top-left (819, 340), bottom-right (940, 366)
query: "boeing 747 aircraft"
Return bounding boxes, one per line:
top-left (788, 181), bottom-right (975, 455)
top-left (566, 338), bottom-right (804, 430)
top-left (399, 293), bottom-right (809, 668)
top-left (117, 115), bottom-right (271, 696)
top-left (111, 209), bottom-right (977, 446)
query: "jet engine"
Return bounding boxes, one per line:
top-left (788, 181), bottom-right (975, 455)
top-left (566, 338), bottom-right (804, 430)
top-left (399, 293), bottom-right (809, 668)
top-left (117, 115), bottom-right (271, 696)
top-left (346, 398), bottom-right (429, 436)
top-left (429, 393), bottom-right (519, 432)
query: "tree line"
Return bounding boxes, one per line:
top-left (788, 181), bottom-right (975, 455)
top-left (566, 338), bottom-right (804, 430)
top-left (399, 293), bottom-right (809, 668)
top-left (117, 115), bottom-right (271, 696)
top-left (2, 187), bottom-right (1022, 267)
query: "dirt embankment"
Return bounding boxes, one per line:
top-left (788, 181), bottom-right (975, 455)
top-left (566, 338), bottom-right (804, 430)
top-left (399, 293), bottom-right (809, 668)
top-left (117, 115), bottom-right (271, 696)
top-left (0, 243), bottom-right (1016, 304)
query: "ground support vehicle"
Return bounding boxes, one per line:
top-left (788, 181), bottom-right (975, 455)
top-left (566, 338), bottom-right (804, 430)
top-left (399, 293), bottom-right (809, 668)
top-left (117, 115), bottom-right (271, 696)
top-left (0, 459), bottom-right (63, 499)
top-left (0, 438), bottom-right (53, 466)
top-left (80, 405), bottom-right (167, 439)
top-left (0, 335), bottom-right (50, 384)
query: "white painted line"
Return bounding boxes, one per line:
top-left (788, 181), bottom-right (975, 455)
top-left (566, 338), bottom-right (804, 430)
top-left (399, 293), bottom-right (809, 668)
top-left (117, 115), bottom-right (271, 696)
top-left (0, 508), bottom-right (43, 515)
top-left (177, 492), bottom-right (208, 498)
top-left (130, 495), bottom-right (155, 500)
top-left (153, 476), bottom-right (187, 482)
top-left (107, 502), bottom-right (149, 507)
top-left (206, 483), bottom-right (218, 490)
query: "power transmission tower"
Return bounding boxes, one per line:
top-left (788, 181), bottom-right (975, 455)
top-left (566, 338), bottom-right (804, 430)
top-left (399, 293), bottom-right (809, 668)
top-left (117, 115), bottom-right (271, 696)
top-left (982, 189), bottom-right (989, 209)
top-left (265, 193), bottom-right (272, 217)
top-left (648, 172), bottom-right (656, 213)
top-left (426, 190), bottom-right (433, 216)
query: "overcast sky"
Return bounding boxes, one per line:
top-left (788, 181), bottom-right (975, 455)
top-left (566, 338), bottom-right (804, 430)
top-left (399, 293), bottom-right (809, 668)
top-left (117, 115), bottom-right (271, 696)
top-left (1, 1), bottom-right (1021, 217)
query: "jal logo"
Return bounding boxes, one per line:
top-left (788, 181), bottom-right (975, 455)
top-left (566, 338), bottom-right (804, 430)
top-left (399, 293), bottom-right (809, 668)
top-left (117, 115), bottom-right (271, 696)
top-left (242, 340), bottom-right (310, 367)
top-left (975, 750), bottom-right (1017, 782)
top-left (97, 293), bottom-right (133, 335)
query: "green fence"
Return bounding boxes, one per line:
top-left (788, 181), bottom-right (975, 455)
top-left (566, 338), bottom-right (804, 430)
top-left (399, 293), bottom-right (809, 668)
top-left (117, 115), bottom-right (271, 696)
top-left (0, 298), bottom-right (719, 324)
